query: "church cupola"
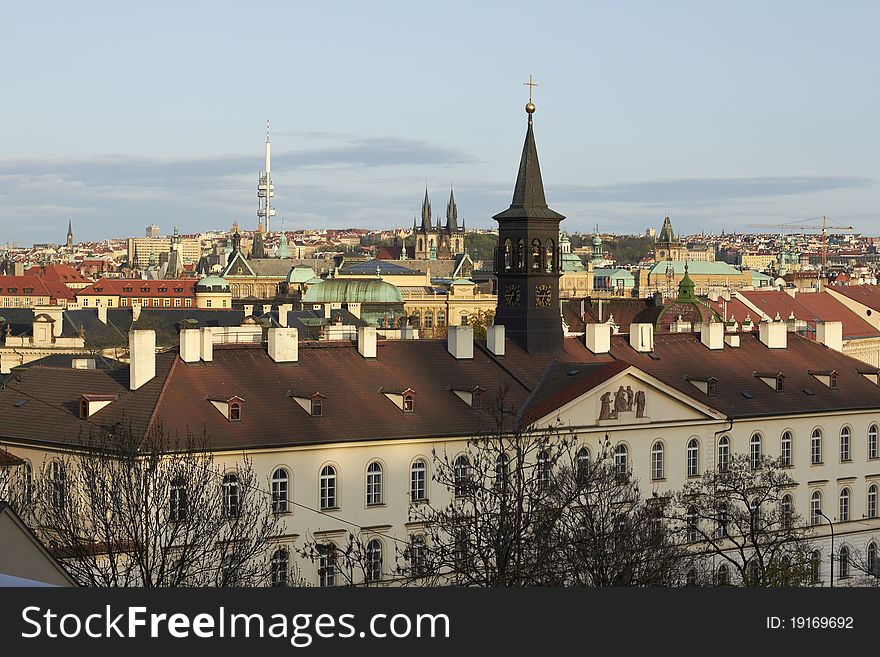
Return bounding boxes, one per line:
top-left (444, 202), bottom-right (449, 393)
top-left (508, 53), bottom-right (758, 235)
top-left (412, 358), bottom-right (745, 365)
top-left (493, 77), bottom-right (566, 354)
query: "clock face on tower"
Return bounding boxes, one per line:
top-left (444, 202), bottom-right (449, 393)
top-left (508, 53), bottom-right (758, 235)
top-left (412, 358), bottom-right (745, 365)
top-left (504, 284), bottom-right (521, 307)
top-left (535, 284), bottom-right (552, 307)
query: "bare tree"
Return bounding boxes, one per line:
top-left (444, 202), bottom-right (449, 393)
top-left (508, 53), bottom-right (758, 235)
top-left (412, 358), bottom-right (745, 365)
top-left (666, 453), bottom-right (814, 586)
top-left (29, 421), bottom-right (289, 587)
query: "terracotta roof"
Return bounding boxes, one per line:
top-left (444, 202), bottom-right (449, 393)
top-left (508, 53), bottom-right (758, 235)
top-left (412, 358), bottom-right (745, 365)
top-left (77, 278), bottom-right (196, 298)
top-left (739, 290), bottom-right (880, 340)
top-left (24, 264), bottom-right (92, 285)
top-left (826, 285), bottom-right (880, 312)
top-left (0, 275), bottom-right (74, 300)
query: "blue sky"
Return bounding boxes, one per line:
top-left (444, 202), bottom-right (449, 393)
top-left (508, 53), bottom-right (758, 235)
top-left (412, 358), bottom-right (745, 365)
top-left (1, 0), bottom-right (878, 245)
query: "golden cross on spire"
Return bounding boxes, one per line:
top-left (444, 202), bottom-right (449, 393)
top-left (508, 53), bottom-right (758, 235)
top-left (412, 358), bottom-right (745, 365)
top-left (523, 74), bottom-right (538, 102)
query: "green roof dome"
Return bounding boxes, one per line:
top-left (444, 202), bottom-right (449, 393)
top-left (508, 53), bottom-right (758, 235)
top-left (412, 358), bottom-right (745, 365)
top-left (286, 266), bottom-right (317, 284)
top-left (301, 279), bottom-right (404, 304)
top-left (196, 276), bottom-right (230, 292)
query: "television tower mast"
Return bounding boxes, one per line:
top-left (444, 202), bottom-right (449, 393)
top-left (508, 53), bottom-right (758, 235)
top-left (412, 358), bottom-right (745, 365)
top-left (257, 120), bottom-right (276, 233)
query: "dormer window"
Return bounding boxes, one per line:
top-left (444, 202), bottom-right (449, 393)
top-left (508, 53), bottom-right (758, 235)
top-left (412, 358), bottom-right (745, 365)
top-left (207, 395), bottom-right (244, 421)
top-left (707, 379), bottom-right (717, 397)
top-left (472, 388), bottom-right (483, 409)
top-left (380, 387), bottom-right (416, 413)
top-left (451, 385), bottom-right (485, 409)
top-left (79, 393), bottom-right (117, 418)
top-left (686, 376), bottom-right (717, 397)
top-left (158, 286), bottom-right (168, 293)
top-left (754, 371), bottom-right (784, 391)
top-left (311, 395), bottom-right (323, 417)
top-left (808, 369), bottom-right (839, 389)
top-left (403, 394), bottom-right (414, 413)
top-left (123, 286), bottom-right (133, 292)
top-left (79, 398), bottom-right (87, 418)
top-left (288, 391), bottom-right (325, 417)
top-left (141, 286), bottom-right (150, 293)
top-left (776, 374), bottom-right (784, 392)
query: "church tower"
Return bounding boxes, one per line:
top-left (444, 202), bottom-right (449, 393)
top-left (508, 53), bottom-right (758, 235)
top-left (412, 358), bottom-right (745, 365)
top-left (66, 220), bottom-right (73, 248)
top-left (493, 78), bottom-right (565, 354)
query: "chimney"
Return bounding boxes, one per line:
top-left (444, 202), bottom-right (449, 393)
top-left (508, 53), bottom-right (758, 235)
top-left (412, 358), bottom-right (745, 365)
top-left (200, 327), bottom-right (214, 362)
top-left (758, 318), bottom-right (787, 349)
top-left (97, 304), bottom-right (108, 324)
top-left (277, 303), bottom-right (293, 327)
top-left (132, 303), bottom-right (142, 321)
top-left (629, 323), bottom-right (654, 353)
top-left (244, 304), bottom-right (254, 317)
top-left (262, 304), bottom-right (273, 316)
top-left (129, 329), bottom-right (156, 390)
top-left (724, 334), bottom-right (741, 348)
top-left (268, 327), bottom-right (298, 362)
top-left (816, 320), bottom-right (843, 352)
top-left (585, 322), bottom-right (611, 354)
top-left (699, 321), bottom-right (724, 350)
top-left (486, 324), bottom-right (505, 356)
top-left (357, 326), bottom-right (377, 359)
top-left (400, 324), bottom-right (415, 340)
top-left (447, 325), bottom-right (474, 360)
top-left (179, 327), bottom-right (201, 363)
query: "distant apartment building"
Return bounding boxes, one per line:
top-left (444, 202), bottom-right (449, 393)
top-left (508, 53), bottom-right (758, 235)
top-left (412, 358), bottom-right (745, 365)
top-left (127, 237), bottom-right (201, 269)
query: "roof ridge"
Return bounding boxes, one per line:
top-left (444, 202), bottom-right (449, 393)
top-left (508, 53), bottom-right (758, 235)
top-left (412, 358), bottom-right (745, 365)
top-left (142, 354), bottom-right (181, 439)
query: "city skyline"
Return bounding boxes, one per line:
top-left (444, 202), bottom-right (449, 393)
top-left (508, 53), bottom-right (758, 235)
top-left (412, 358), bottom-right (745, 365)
top-left (1, 1), bottom-right (879, 244)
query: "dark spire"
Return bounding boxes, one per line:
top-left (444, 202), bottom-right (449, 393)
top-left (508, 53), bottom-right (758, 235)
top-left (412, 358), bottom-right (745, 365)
top-left (445, 188), bottom-right (459, 232)
top-left (658, 215), bottom-right (675, 243)
top-left (67, 219), bottom-right (73, 238)
top-left (420, 188), bottom-right (432, 232)
top-left (251, 228), bottom-right (265, 259)
top-left (492, 109), bottom-right (564, 222)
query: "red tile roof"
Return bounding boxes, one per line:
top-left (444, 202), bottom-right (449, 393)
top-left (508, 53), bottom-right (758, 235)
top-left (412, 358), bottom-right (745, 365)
top-left (0, 276), bottom-right (74, 301)
top-left (739, 290), bottom-right (879, 340)
top-left (827, 285), bottom-right (880, 312)
top-left (24, 264), bottom-right (92, 285)
top-left (77, 278), bottom-right (196, 299)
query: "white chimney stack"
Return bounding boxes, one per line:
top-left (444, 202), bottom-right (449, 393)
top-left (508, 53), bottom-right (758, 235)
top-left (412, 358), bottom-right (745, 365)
top-left (96, 304), bottom-right (108, 324)
top-left (129, 329), bottom-right (156, 391)
top-left (132, 303), bottom-right (142, 321)
top-left (816, 320), bottom-right (843, 352)
top-left (758, 318), bottom-right (787, 349)
top-left (262, 304), bottom-right (273, 316)
top-left (244, 304), bottom-right (254, 317)
top-left (358, 326), bottom-right (377, 359)
top-left (585, 322), bottom-right (611, 354)
top-left (268, 327), bottom-right (298, 362)
top-left (179, 327), bottom-right (201, 363)
top-left (699, 321), bottom-right (724, 350)
top-left (447, 325), bottom-right (474, 360)
top-left (629, 323), bottom-right (654, 353)
top-left (200, 327), bottom-right (214, 362)
top-left (486, 324), bottom-right (505, 356)
top-left (277, 303), bottom-right (293, 328)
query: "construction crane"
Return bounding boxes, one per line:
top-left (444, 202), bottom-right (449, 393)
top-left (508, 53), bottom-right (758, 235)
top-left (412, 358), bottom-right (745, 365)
top-left (747, 216), bottom-right (853, 274)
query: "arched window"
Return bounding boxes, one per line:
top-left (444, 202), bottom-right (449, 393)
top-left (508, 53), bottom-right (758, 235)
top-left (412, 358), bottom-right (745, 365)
top-left (811, 428), bottom-right (823, 465)
top-left (576, 447), bottom-right (591, 483)
top-left (517, 239), bottom-right (526, 272)
top-left (366, 462), bottom-right (383, 506)
top-left (780, 494), bottom-right (793, 530)
top-left (614, 444), bottom-right (629, 480)
top-left (229, 402), bottom-right (241, 421)
top-left (840, 426), bottom-right (851, 462)
top-left (272, 468), bottom-right (289, 514)
top-left (424, 310), bottom-right (434, 329)
top-left (717, 563), bottom-right (730, 586)
top-left (811, 550), bottom-right (821, 584)
top-left (48, 461), bottom-right (67, 511)
top-left (868, 484), bottom-right (878, 519)
top-left (410, 459), bottom-right (427, 502)
top-left (869, 424), bottom-right (878, 460)
top-left (410, 311), bottom-right (420, 328)
top-left (839, 487), bottom-right (850, 522)
top-left (687, 439), bottom-right (699, 477)
top-left (750, 498), bottom-right (761, 533)
top-left (170, 476), bottom-right (187, 522)
top-left (718, 435), bottom-right (730, 473)
top-left (868, 541), bottom-right (878, 577)
top-left (320, 465), bottom-right (337, 510)
top-left (537, 450), bottom-right (551, 489)
top-left (222, 473), bottom-right (240, 518)
top-left (716, 502), bottom-right (729, 538)
top-left (545, 238), bottom-right (555, 273)
top-left (318, 544), bottom-right (337, 587)
top-left (271, 548), bottom-right (289, 587)
top-left (459, 312), bottom-right (468, 326)
top-left (750, 433), bottom-right (762, 469)
top-left (20, 461), bottom-right (33, 505)
top-left (839, 546), bottom-right (850, 579)
top-left (454, 455), bottom-right (471, 497)
top-left (810, 490), bottom-right (822, 526)
top-left (403, 393), bottom-right (414, 413)
top-left (410, 535), bottom-right (427, 577)
top-left (418, 238), bottom-right (424, 252)
top-left (686, 506), bottom-right (698, 543)
top-left (495, 453), bottom-right (510, 492)
top-left (531, 239), bottom-right (542, 271)
top-left (503, 239), bottom-right (512, 271)
top-left (436, 310), bottom-right (446, 326)
top-left (366, 539), bottom-right (382, 582)
top-left (651, 441), bottom-right (664, 480)
top-left (780, 431), bottom-right (793, 467)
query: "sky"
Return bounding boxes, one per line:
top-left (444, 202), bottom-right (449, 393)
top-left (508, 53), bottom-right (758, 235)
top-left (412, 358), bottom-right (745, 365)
top-left (1, 0), bottom-right (878, 245)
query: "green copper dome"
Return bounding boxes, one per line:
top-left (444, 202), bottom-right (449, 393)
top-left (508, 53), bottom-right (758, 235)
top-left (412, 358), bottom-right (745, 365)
top-left (196, 276), bottom-right (230, 292)
top-left (286, 266), bottom-right (317, 284)
top-left (301, 279), bottom-right (404, 304)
